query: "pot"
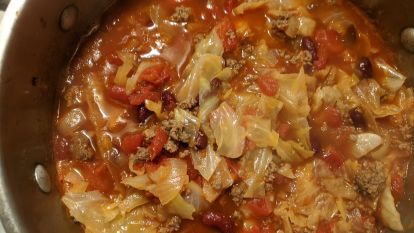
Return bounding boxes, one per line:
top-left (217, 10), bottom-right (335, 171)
top-left (0, 0), bottom-right (413, 232)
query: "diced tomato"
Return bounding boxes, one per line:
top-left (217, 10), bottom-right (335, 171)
top-left (315, 29), bottom-right (345, 54)
top-left (314, 29), bottom-right (345, 70)
top-left (53, 135), bottom-right (71, 161)
top-left (316, 221), bottom-right (333, 233)
top-left (319, 106), bottom-right (343, 128)
top-left (256, 75), bottom-right (279, 97)
top-left (215, 17), bottom-right (238, 53)
top-left (121, 132), bottom-right (144, 154)
top-left (391, 166), bottom-right (405, 201)
top-left (107, 85), bottom-right (130, 103)
top-left (139, 63), bottom-right (171, 86)
top-left (107, 53), bottom-right (123, 66)
top-left (322, 147), bottom-right (345, 170)
top-left (82, 162), bottom-right (114, 194)
top-left (224, 0), bottom-right (238, 13)
top-left (185, 157), bottom-right (203, 185)
top-left (246, 197), bottom-right (273, 218)
top-left (128, 85), bottom-right (161, 106)
top-left (148, 127), bottom-right (168, 160)
top-left (278, 122), bottom-right (292, 140)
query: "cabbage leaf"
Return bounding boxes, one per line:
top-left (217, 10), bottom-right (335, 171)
top-left (210, 102), bottom-right (246, 158)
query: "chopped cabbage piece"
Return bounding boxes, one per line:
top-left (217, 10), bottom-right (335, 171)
top-left (125, 61), bottom-right (153, 95)
top-left (210, 102), bottom-right (246, 158)
top-left (352, 133), bottom-right (383, 158)
top-left (380, 179), bottom-right (404, 231)
top-left (122, 158), bottom-right (189, 205)
top-left (233, 0), bottom-right (269, 15)
top-left (242, 148), bottom-right (273, 198)
top-left (376, 59), bottom-right (407, 92)
top-left (145, 100), bottom-right (163, 118)
top-left (192, 145), bottom-right (222, 181)
top-left (166, 194), bottom-right (195, 220)
top-left (276, 139), bottom-right (314, 163)
top-left (244, 116), bottom-right (279, 149)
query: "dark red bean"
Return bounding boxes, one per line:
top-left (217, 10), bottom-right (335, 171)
top-left (195, 131), bottom-right (208, 149)
top-left (300, 36), bottom-right (318, 61)
top-left (161, 90), bottom-right (176, 111)
top-left (210, 78), bottom-right (222, 89)
top-left (303, 63), bottom-right (314, 75)
top-left (137, 104), bottom-right (152, 123)
top-left (357, 57), bottom-right (373, 79)
top-left (202, 211), bottom-right (235, 233)
top-left (310, 134), bottom-right (322, 155)
top-left (349, 107), bottom-right (366, 128)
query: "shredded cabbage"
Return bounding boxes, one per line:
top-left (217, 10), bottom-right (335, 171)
top-left (203, 160), bottom-right (234, 202)
top-left (210, 102), bottom-right (246, 158)
top-left (125, 61), bottom-right (153, 95)
top-left (145, 100), bottom-right (163, 119)
top-left (276, 139), bottom-right (314, 163)
top-left (122, 158), bottom-right (189, 205)
top-left (198, 96), bottom-right (219, 123)
top-left (376, 59), bottom-right (407, 92)
top-left (62, 191), bottom-right (158, 233)
top-left (354, 79), bottom-right (401, 118)
top-left (166, 194), bottom-right (195, 220)
top-left (244, 116), bottom-right (279, 149)
top-left (64, 169), bottom-right (88, 193)
top-left (233, 0), bottom-right (269, 15)
top-left (114, 52), bottom-right (135, 86)
top-left (183, 181), bottom-right (210, 213)
top-left (241, 148), bottom-right (273, 198)
top-left (380, 178), bottom-right (404, 231)
top-left (191, 145), bottom-right (222, 181)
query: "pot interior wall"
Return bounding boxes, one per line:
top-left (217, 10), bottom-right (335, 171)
top-left (0, 0), bottom-right (413, 232)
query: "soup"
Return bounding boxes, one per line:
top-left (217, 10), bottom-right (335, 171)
top-left (53, 0), bottom-right (414, 232)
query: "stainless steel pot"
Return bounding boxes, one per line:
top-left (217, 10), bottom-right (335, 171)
top-left (0, 0), bottom-right (413, 232)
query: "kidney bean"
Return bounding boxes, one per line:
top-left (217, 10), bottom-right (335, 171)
top-left (202, 211), bottom-right (235, 233)
top-left (310, 134), bottom-right (322, 155)
top-left (300, 36), bottom-right (318, 61)
top-left (210, 78), bottom-right (222, 89)
top-left (161, 90), bottom-right (176, 111)
top-left (137, 104), bottom-right (152, 123)
top-left (357, 57), bottom-right (373, 78)
top-left (349, 107), bottom-right (366, 128)
top-left (195, 131), bottom-right (208, 149)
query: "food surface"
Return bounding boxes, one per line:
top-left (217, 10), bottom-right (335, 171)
top-left (53, 0), bottom-right (414, 232)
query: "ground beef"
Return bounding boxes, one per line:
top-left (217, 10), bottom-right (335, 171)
top-left (170, 6), bottom-right (191, 23)
top-left (135, 147), bottom-right (150, 161)
top-left (178, 98), bottom-right (198, 110)
top-left (225, 58), bottom-right (245, 74)
top-left (143, 126), bottom-right (156, 141)
top-left (230, 182), bottom-right (246, 206)
top-left (354, 160), bottom-right (386, 198)
top-left (69, 132), bottom-right (94, 161)
top-left (162, 119), bottom-right (193, 144)
top-left (179, 149), bottom-right (191, 158)
top-left (269, 13), bottom-right (290, 38)
top-left (264, 161), bottom-right (279, 192)
top-left (164, 138), bottom-right (179, 153)
top-left (159, 216), bottom-right (182, 233)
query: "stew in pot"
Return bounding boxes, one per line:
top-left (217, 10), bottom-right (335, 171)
top-left (53, 0), bottom-right (414, 232)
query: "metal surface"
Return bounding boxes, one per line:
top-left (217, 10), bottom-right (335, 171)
top-left (0, 0), bottom-right (412, 233)
top-left (34, 164), bottom-right (51, 193)
top-left (0, 0), bottom-right (114, 232)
